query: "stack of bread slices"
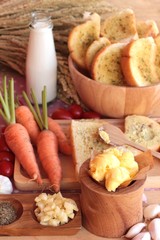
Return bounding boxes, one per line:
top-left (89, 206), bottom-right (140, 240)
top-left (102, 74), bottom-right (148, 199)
top-left (68, 8), bottom-right (160, 87)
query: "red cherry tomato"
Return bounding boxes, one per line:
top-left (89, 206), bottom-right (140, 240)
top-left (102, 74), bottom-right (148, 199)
top-left (82, 111), bottom-right (101, 119)
top-left (0, 134), bottom-right (11, 152)
top-left (0, 160), bottom-right (14, 178)
top-left (51, 108), bottom-right (72, 120)
top-left (0, 152), bottom-right (15, 163)
top-left (68, 104), bottom-right (83, 119)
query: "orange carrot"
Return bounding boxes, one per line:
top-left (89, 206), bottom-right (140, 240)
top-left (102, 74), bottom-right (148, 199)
top-left (5, 123), bottom-right (42, 184)
top-left (23, 87), bottom-right (62, 192)
top-left (16, 105), bottom-right (40, 145)
top-left (48, 117), bottom-right (72, 155)
top-left (37, 130), bottom-right (62, 192)
top-left (0, 78), bottom-right (42, 185)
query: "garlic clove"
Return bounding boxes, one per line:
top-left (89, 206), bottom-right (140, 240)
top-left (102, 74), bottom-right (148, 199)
top-left (132, 232), bottom-right (151, 240)
top-left (143, 204), bottom-right (160, 220)
top-left (148, 218), bottom-right (160, 240)
top-left (124, 222), bottom-right (147, 238)
top-left (0, 175), bottom-right (13, 194)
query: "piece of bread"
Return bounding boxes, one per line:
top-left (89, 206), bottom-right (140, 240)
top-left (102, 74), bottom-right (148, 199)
top-left (137, 20), bottom-right (159, 38)
top-left (68, 13), bottom-right (101, 69)
top-left (85, 37), bottom-right (110, 71)
top-left (70, 119), bottom-right (109, 177)
top-left (91, 42), bottom-right (127, 85)
top-left (154, 34), bottom-right (160, 79)
top-left (124, 115), bottom-right (160, 151)
top-left (121, 37), bottom-right (159, 86)
top-left (100, 8), bottom-right (138, 43)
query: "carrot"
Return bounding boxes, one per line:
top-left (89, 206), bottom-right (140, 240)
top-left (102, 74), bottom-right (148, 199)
top-left (48, 117), bottom-right (72, 155)
top-left (37, 130), bottom-right (62, 192)
top-left (0, 77), bottom-right (42, 185)
top-left (23, 87), bottom-right (62, 192)
top-left (5, 123), bottom-right (42, 184)
top-left (16, 105), bottom-right (40, 145)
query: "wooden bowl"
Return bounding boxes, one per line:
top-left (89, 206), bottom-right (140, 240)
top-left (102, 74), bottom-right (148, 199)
top-left (79, 159), bottom-right (146, 238)
top-left (68, 56), bottom-right (160, 118)
top-left (0, 198), bottom-right (23, 225)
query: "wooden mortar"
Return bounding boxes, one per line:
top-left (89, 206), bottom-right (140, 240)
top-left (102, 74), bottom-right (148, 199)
top-left (79, 160), bottom-right (146, 238)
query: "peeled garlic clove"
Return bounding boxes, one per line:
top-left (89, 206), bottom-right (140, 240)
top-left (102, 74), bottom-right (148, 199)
top-left (0, 175), bottom-right (13, 194)
top-left (132, 232), bottom-right (151, 240)
top-left (143, 204), bottom-right (160, 220)
top-left (124, 222), bottom-right (147, 238)
top-left (148, 218), bottom-right (160, 240)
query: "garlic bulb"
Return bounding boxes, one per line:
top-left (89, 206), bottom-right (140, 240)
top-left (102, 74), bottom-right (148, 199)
top-left (125, 222), bottom-right (147, 238)
top-left (0, 175), bottom-right (13, 194)
top-left (132, 232), bottom-right (151, 240)
top-left (143, 204), bottom-right (160, 220)
top-left (148, 218), bottom-right (160, 240)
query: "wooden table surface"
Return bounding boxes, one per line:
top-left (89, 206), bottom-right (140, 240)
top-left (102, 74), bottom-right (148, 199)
top-left (1, 0), bottom-right (160, 239)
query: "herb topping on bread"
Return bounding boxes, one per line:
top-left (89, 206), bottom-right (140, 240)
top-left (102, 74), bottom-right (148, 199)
top-left (121, 37), bottom-right (159, 86)
top-left (125, 115), bottom-right (160, 151)
top-left (68, 13), bottom-right (101, 69)
top-left (100, 8), bottom-right (138, 43)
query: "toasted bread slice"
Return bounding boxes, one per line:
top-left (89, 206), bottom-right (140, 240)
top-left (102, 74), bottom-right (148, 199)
top-left (125, 115), bottom-right (160, 151)
top-left (137, 20), bottom-right (159, 38)
top-left (68, 13), bottom-right (101, 69)
top-left (154, 34), bottom-right (160, 79)
top-left (121, 37), bottom-right (159, 86)
top-left (70, 119), bottom-right (108, 177)
top-left (85, 37), bottom-right (110, 71)
top-left (91, 42), bottom-right (126, 85)
top-left (100, 8), bottom-right (138, 43)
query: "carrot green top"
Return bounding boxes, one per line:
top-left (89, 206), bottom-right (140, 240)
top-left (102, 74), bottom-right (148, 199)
top-left (0, 76), bottom-right (16, 124)
top-left (23, 86), bottom-right (48, 131)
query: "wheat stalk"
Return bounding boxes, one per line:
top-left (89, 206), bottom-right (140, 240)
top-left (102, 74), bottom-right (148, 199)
top-left (0, 0), bottom-right (117, 104)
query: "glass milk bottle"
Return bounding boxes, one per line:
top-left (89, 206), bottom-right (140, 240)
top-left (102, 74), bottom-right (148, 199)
top-left (26, 11), bottom-right (57, 104)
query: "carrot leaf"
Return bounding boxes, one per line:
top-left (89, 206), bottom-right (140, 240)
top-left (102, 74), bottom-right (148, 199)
top-left (3, 76), bottom-right (9, 112)
top-left (0, 108), bottom-right (9, 124)
top-left (22, 91), bottom-right (43, 130)
top-left (42, 86), bottom-right (48, 130)
top-left (23, 86), bottom-right (48, 131)
top-left (0, 76), bottom-right (15, 124)
top-left (9, 78), bottom-right (16, 124)
top-left (30, 89), bottom-right (43, 127)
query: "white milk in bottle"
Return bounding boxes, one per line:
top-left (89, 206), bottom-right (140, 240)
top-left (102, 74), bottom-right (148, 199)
top-left (26, 11), bottom-right (57, 104)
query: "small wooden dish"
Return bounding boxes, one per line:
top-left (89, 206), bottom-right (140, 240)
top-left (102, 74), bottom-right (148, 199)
top-left (0, 193), bottom-right (81, 236)
top-left (68, 56), bottom-right (160, 118)
top-left (0, 198), bottom-right (23, 225)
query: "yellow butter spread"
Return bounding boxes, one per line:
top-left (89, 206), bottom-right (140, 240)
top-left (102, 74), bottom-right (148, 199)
top-left (89, 147), bottom-right (139, 191)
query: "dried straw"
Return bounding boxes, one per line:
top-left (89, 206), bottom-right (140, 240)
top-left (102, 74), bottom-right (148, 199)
top-left (0, 0), bottom-right (117, 104)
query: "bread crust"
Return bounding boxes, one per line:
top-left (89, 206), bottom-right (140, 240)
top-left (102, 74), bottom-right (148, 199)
top-left (70, 119), bottom-right (108, 178)
top-left (121, 37), bottom-right (159, 86)
top-left (85, 37), bottom-right (110, 71)
top-left (154, 34), bottom-right (160, 79)
top-left (68, 13), bottom-right (101, 69)
top-left (125, 115), bottom-right (160, 151)
top-left (100, 8), bottom-right (138, 43)
top-left (91, 42), bottom-right (127, 85)
top-left (137, 20), bottom-right (159, 38)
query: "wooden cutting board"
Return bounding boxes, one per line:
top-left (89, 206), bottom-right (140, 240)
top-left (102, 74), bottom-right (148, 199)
top-left (0, 192), bottom-right (81, 236)
top-left (14, 120), bottom-right (80, 191)
top-left (14, 119), bottom-right (160, 191)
